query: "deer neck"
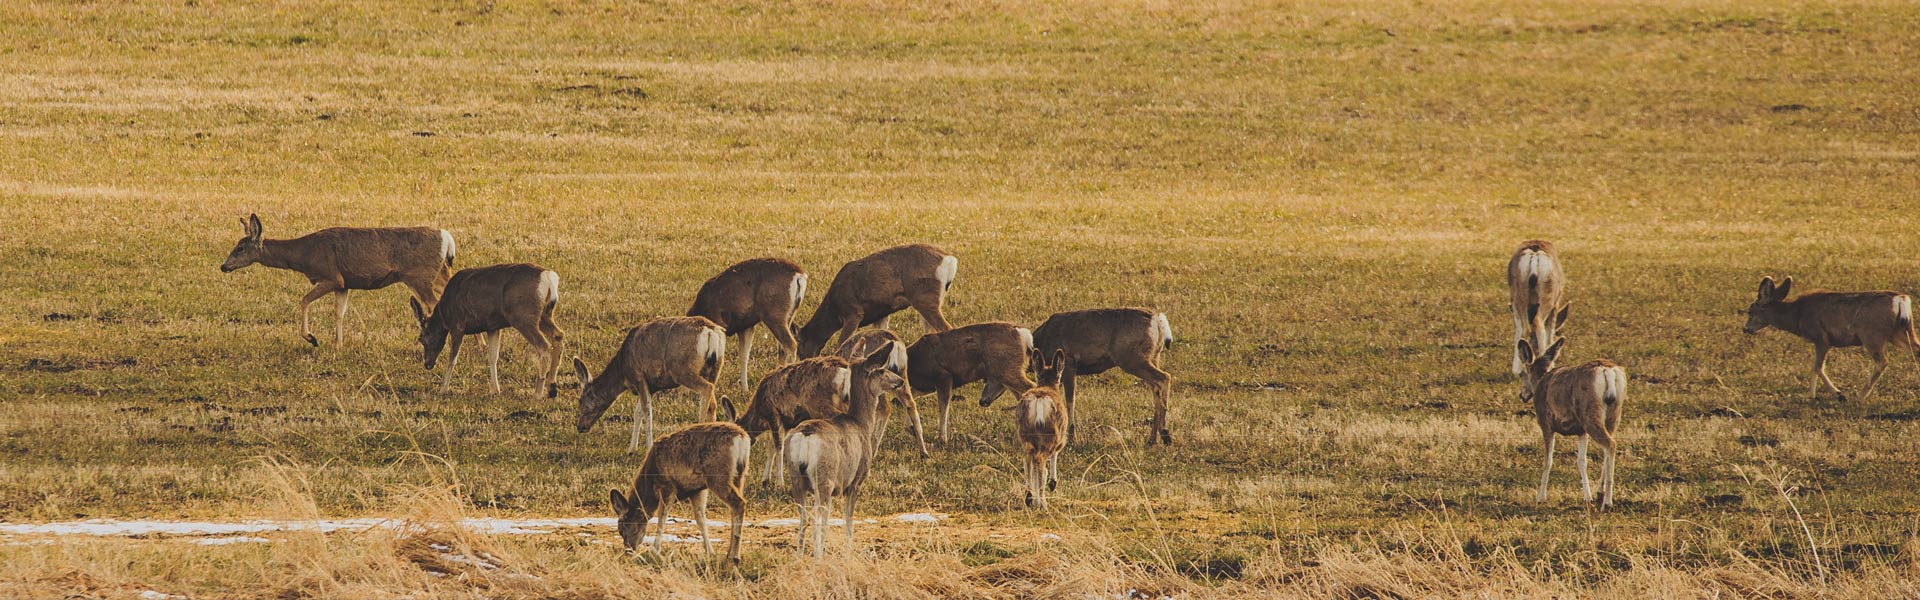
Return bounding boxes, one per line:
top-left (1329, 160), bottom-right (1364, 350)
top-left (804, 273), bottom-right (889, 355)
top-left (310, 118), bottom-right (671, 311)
top-left (255, 238), bottom-right (312, 273)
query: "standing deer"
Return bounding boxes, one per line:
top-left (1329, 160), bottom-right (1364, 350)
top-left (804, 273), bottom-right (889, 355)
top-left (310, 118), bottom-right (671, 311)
top-left (609, 421), bottom-right (751, 563)
top-left (1517, 337), bottom-right (1626, 507)
top-left (784, 345), bottom-right (900, 558)
top-left (1507, 240), bottom-right (1569, 375)
top-left (687, 258), bottom-right (808, 392)
top-left (1016, 349), bottom-right (1070, 509)
top-left (409, 263), bottom-right (564, 396)
top-left (1743, 276), bottom-right (1919, 402)
top-left (573, 317), bottom-right (726, 453)
top-left (794, 244), bottom-right (958, 358)
top-left (834, 330), bottom-right (929, 458)
top-left (721, 356), bottom-right (858, 485)
top-left (1030, 308), bottom-right (1175, 446)
top-left (219, 213), bottom-right (455, 347)
top-left (906, 322), bottom-right (1036, 444)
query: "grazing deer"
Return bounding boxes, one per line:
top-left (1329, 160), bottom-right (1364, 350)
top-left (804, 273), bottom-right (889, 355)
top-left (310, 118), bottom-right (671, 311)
top-left (784, 345), bottom-right (900, 557)
top-left (573, 317), bottom-right (727, 453)
top-left (906, 322), bottom-right (1036, 444)
top-left (609, 421), bottom-right (751, 563)
top-left (1016, 349), bottom-right (1070, 509)
top-left (722, 355), bottom-right (865, 485)
top-left (794, 244), bottom-right (958, 358)
top-left (688, 258), bottom-right (808, 392)
top-left (1744, 276), bottom-right (1920, 402)
top-left (834, 330), bottom-right (929, 458)
top-left (219, 213), bottom-right (455, 347)
top-left (1507, 240), bottom-right (1569, 375)
top-left (409, 263), bottom-right (564, 397)
top-left (1030, 308), bottom-right (1175, 446)
top-left (1517, 337), bottom-right (1626, 507)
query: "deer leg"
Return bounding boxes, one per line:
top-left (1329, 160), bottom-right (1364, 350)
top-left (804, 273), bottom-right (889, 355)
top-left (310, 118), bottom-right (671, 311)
top-left (842, 487), bottom-right (858, 550)
top-left (1860, 342), bottom-right (1889, 403)
top-left (1511, 311), bottom-right (1528, 375)
top-left (875, 313), bottom-right (891, 331)
top-left (694, 489), bottom-right (713, 558)
top-left (722, 485), bottom-right (746, 564)
top-left (937, 379), bottom-right (954, 444)
top-left (440, 334), bottom-right (464, 392)
top-left (1576, 434), bottom-right (1592, 502)
top-left (911, 287), bottom-right (954, 332)
top-left (834, 315), bottom-right (862, 352)
top-left (736, 329), bottom-right (755, 393)
top-left (1049, 451), bottom-right (1061, 492)
top-left (900, 389), bottom-right (930, 458)
top-left (793, 493), bottom-right (810, 556)
top-left (331, 290), bottom-right (349, 347)
top-left (653, 496), bottom-right (671, 555)
top-left (763, 424), bottom-right (782, 485)
top-left (629, 385), bottom-right (653, 454)
top-left (1061, 366), bottom-right (1079, 444)
top-left (484, 331), bottom-right (503, 394)
top-left (1023, 456), bottom-right (1036, 508)
top-left (1811, 343), bottom-right (1842, 399)
top-left (296, 283), bottom-right (337, 347)
top-left (765, 318), bottom-right (799, 364)
top-left (1536, 431), bottom-right (1555, 503)
top-left (514, 321), bottom-right (553, 397)
top-left (1591, 428), bottom-right (1618, 508)
top-left (687, 377), bottom-right (719, 422)
top-left (813, 494), bottom-right (829, 558)
top-left (1125, 362), bottom-right (1175, 446)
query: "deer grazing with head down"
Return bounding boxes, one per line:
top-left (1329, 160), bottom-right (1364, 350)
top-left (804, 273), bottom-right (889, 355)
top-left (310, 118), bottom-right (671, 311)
top-left (722, 356), bottom-right (860, 485)
top-left (573, 317), bottom-right (726, 453)
top-left (609, 421), bottom-right (751, 563)
top-left (834, 329), bottom-right (929, 458)
top-left (687, 258), bottom-right (808, 392)
top-left (1743, 276), bottom-right (1920, 402)
top-left (794, 244), bottom-right (958, 358)
top-left (220, 213), bottom-right (455, 347)
top-left (905, 322), bottom-right (1036, 444)
top-left (1507, 240), bottom-right (1569, 375)
top-left (1517, 337), bottom-right (1626, 507)
top-left (1016, 349), bottom-right (1070, 510)
top-left (1030, 308), bottom-right (1174, 446)
top-left (783, 345), bottom-right (901, 557)
top-left (410, 263), bottom-right (564, 396)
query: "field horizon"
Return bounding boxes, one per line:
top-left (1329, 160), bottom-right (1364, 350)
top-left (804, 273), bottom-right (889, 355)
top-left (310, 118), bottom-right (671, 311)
top-left (3, 0), bottom-right (1919, 598)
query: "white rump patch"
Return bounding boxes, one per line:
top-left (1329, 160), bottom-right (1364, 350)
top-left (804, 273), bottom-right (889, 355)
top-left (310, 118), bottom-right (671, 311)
top-left (731, 434), bottom-right (752, 468)
top-left (783, 431), bottom-right (822, 474)
top-left (1517, 250), bottom-right (1555, 288)
top-left (886, 341), bottom-right (908, 374)
top-left (439, 230), bottom-right (457, 264)
top-left (1026, 396), bottom-right (1052, 425)
top-left (833, 367), bottom-right (852, 400)
top-left (1593, 367), bottom-right (1627, 402)
top-left (935, 255), bottom-right (958, 288)
top-left (1151, 313), bottom-right (1174, 348)
top-left (697, 326), bottom-right (726, 363)
top-left (1895, 295), bottom-right (1912, 323)
top-left (790, 273), bottom-right (809, 313)
top-left (537, 270), bottom-right (560, 305)
top-left (1016, 327), bottom-right (1034, 351)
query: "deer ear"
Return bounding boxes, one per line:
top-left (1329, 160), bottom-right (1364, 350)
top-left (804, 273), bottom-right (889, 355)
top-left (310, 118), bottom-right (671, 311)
top-left (1775, 277), bottom-right (1792, 299)
top-left (1052, 349), bottom-right (1067, 368)
top-left (573, 357), bottom-right (591, 388)
top-left (408, 297), bottom-right (428, 324)
top-left (1757, 276), bottom-right (1776, 299)
top-left (861, 343), bottom-right (893, 369)
top-left (1516, 339), bottom-right (1535, 365)
top-left (609, 489), bottom-right (630, 513)
top-left (246, 214), bottom-right (263, 239)
top-left (1553, 303), bottom-right (1571, 329)
top-left (1540, 337), bottom-right (1567, 364)
top-left (720, 396), bottom-right (738, 422)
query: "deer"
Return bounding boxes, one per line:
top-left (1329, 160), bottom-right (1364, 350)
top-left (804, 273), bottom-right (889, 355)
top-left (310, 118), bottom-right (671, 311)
top-left (834, 330), bottom-right (929, 458)
top-left (905, 322), bottom-right (1036, 444)
top-left (1030, 308), bottom-right (1175, 446)
top-left (687, 258), bottom-right (808, 392)
top-left (1517, 337), bottom-right (1626, 508)
top-left (572, 316), bottom-right (727, 453)
top-left (219, 213), bottom-right (455, 347)
top-left (784, 345), bottom-right (900, 558)
top-left (721, 356), bottom-right (859, 486)
top-left (1743, 276), bottom-right (1920, 402)
top-left (1507, 240), bottom-right (1570, 375)
top-left (794, 244), bottom-right (958, 358)
top-left (1016, 349), bottom-right (1070, 510)
top-left (608, 421), bottom-right (751, 563)
top-left (409, 263), bottom-right (564, 397)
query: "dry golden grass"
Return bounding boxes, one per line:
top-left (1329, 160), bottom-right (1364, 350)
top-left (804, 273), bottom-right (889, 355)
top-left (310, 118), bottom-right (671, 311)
top-left (4, 0), bottom-right (1920, 597)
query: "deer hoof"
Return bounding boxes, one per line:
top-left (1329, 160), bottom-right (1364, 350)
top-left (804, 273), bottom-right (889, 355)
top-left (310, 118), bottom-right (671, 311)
top-left (1159, 430), bottom-right (1174, 446)
top-left (1024, 492), bottom-right (1035, 508)
top-left (546, 385), bottom-right (559, 399)
top-left (1048, 478), bottom-right (1057, 492)
top-left (304, 334), bottom-right (319, 347)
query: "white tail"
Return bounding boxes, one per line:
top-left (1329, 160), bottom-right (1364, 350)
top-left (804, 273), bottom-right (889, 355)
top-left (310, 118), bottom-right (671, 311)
top-left (732, 434), bottom-right (753, 471)
top-left (537, 270), bottom-right (560, 306)
top-left (439, 229), bottom-right (457, 267)
top-left (784, 431), bottom-right (822, 477)
top-left (935, 255), bottom-right (958, 290)
top-left (1593, 366), bottom-right (1627, 405)
top-left (1517, 250), bottom-right (1554, 289)
top-left (1150, 313), bottom-right (1174, 349)
top-left (1016, 327), bottom-right (1034, 351)
top-left (833, 366), bottom-right (852, 400)
top-left (1027, 397), bottom-right (1052, 425)
top-left (1895, 295), bottom-right (1912, 324)
top-left (790, 273), bottom-right (809, 318)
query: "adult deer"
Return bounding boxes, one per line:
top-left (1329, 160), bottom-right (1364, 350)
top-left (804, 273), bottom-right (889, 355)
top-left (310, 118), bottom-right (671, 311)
top-left (905, 322), bottom-right (1035, 444)
top-left (609, 421), bottom-right (751, 563)
top-left (220, 213), bottom-right (454, 347)
top-left (1507, 240), bottom-right (1569, 375)
top-left (1518, 337), bottom-right (1626, 507)
top-left (687, 258), bottom-right (807, 392)
top-left (573, 317), bottom-right (726, 453)
top-left (784, 345), bottom-right (899, 557)
top-left (410, 263), bottom-right (563, 396)
top-left (834, 330), bottom-right (929, 458)
top-left (794, 244), bottom-right (957, 358)
top-left (1744, 276), bottom-right (1920, 402)
top-left (1029, 308), bottom-right (1174, 446)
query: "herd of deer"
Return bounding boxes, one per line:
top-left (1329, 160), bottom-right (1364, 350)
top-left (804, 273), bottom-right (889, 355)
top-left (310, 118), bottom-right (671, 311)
top-left (219, 217), bottom-right (1920, 562)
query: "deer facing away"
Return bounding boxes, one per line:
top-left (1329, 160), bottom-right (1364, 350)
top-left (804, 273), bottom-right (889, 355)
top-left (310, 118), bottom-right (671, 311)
top-left (1016, 349), bottom-right (1070, 509)
top-left (834, 329), bottom-right (929, 458)
top-left (795, 244), bottom-right (957, 358)
top-left (609, 421), bottom-right (751, 563)
top-left (220, 213), bottom-right (455, 347)
top-left (1518, 337), bottom-right (1625, 507)
top-left (1744, 276), bottom-right (1919, 402)
top-left (410, 263), bottom-right (564, 397)
top-left (722, 356), bottom-right (858, 485)
top-left (905, 322), bottom-right (1036, 444)
top-left (687, 258), bottom-right (807, 392)
top-left (573, 317), bottom-right (727, 453)
top-left (1029, 308), bottom-right (1174, 446)
top-left (783, 345), bottom-right (900, 557)
top-left (1507, 240), bottom-right (1569, 376)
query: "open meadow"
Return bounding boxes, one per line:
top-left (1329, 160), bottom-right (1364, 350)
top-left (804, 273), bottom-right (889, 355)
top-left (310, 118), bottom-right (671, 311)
top-left (3, 0), bottom-right (1919, 597)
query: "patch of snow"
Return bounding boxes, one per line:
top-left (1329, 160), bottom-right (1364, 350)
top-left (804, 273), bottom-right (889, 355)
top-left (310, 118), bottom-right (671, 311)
top-left (1039, 533), bottom-right (1062, 541)
top-left (194, 536), bottom-right (272, 545)
top-left (138, 591), bottom-right (185, 600)
top-left (894, 513), bottom-right (944, 523)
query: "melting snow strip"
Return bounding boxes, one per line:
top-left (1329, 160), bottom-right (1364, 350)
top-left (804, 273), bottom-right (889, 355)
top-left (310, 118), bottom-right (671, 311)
top-left (0, 513), bottom-right (945, 540)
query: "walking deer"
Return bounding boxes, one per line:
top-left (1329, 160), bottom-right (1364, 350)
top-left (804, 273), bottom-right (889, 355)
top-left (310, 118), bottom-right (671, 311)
top-left (906, 322), bottom-right (1036, 444)
top-left (1016, 349), bottom-right (1070, 509)
top-left (721, 356), bottom-right (859, 485)
top-left (784, 345), bottom-right (900, 557)
top-left (1517, 337), bottom-right (1626, 507)
top-left (1743, 276), bottom-right (1920, 402)
top-left (1507, 240), bottom-right (1569, 375)
top-left (834, 330), bottom-right (929, 458)
top-left (409, 263), bottom-right (564, 397)
top-left (573, 317), bottom-right (727, 453)
top-left (1030, 308), bottom-right (1175, 446)
top-left (794, 244), bottom-right (958, 358)
top-left (609, 422), bottom-right (751, 563)
top-left (219, 213), bottom-right (455, 347)
top-left (687, 258), bottom-right (808, 392)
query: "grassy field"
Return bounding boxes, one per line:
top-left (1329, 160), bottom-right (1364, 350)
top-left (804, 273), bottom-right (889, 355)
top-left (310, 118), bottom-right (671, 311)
top-left (3, 0), bottom-right (1920, 597)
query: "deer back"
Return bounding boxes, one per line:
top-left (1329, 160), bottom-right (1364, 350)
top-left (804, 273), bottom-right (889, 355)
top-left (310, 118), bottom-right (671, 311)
top-left (688, 258), bottom-right (806, 335)
top-left (635, 422), bottom-right (752, 502)
top-left (1031, 308), bottom-right (1165, 373)
top-left (1536, 360), bottom-right (1626, 437)
top-left (1777, 291), bottom-right (1910, 347)
top-left (797, 244), bottom-right (955, 355)
top-left (430, 263), bottom-right (555, 334)
top-left (737, 357), bottom-right (853, 435)
top-left (906, 322), bottom-right (1030, 391)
